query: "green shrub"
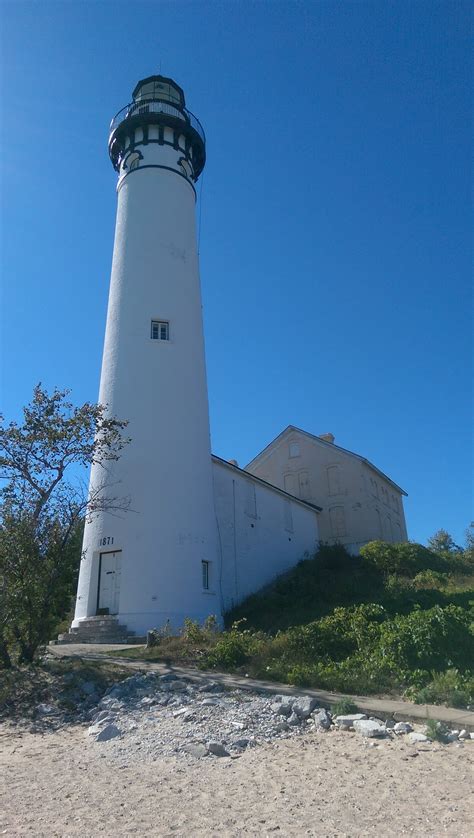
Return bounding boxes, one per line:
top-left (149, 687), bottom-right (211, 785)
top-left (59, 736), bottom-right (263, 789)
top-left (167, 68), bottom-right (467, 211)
top-left (413, 570), bottom-right (449, 590)
top-left (424, 718), bottom-right (450, 742)
top-left (411, 669), bottom-right (474, 708)
top-left (332, 698), bottom-right (359, 715)
top-left (204, 620), bottom-right (261, 670)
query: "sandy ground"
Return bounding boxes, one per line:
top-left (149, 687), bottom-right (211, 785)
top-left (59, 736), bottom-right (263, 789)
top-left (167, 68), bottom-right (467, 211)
top-left (1, 723), bottom-right (473, 837)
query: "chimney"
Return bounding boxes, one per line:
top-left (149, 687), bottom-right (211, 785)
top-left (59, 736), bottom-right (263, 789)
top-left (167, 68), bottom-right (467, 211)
top-left (319, 433), bottom-right (335, 444)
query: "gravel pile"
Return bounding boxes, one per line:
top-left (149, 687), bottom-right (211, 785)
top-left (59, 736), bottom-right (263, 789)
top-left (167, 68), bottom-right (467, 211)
top-left (84, 672), bottom-right (473, 765)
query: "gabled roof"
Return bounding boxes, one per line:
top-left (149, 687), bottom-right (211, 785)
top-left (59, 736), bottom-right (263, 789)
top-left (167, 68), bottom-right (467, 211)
top-left (244, 425), bottom-right (408, 496)
top-left (211, 454), bottom-right (322, 512)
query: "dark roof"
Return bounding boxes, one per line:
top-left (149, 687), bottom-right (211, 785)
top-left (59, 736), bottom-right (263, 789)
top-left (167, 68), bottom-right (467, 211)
top-left (211, 454), bottom-right (322, 512)
top-left (245, 425), bottom-right (408, 496)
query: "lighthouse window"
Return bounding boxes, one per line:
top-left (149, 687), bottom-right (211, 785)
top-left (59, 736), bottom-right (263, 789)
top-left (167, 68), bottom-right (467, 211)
top-left (202, 560), bottom-right (210, 590)
top-left (151, 320), bottom-right (169, 341)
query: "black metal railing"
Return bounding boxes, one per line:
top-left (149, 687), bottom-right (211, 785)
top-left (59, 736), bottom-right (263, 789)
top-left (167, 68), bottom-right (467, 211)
top-left (109, 99), bottom-right (205, 144)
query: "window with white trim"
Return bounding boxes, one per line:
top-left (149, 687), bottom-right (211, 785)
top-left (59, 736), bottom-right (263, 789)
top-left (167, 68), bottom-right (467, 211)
top-left (151, 320), bottom-right (169, 341)
top-left (202, 560), bottom-right (210, 591)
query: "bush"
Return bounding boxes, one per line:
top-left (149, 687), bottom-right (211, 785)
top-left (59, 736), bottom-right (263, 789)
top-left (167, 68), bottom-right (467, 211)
top-left (413, 570), bottom-right (449, 590)
top-left (332, 698), bottom-right (359, 715)
top-left (204, 620), bottom-right (261, 670)
top-left (411, 669), bottom-right (474, 708)
top-left (424, 718), bottom-right (450, 742)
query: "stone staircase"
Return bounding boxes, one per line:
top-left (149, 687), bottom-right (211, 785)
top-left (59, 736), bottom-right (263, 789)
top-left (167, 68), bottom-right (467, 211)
top-left (53, 615), bottom-right (145, 645)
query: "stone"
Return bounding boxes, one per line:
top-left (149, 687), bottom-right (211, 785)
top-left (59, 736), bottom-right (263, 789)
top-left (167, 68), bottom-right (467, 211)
top-left (274, 722), bottom-right (289, 733)
top-left (93, 723), bottom-right (122, 742)
top-left (37, 704), bottom-right (56, 715)
top-left (292, 696), bottom-right (319, 719)
top-left (287, 712), bottom-right (300, 726)
top-left (353, 720), bottom-right (386, 738)
top-left (446, 731), bottom-right (459, 743)
top-left (168, 681), bottom-right (188, 692)
top-left (334, 714), bottom-right (367, 730)
top-left (90, 711), bottom-right (114, 726)
top-left (275, 700), bottom-right (294, 717)
top-left (80, 681), bottom-right (98, 696)
top-left (311, 708), bottom-right (332, 730)
top-left (458, 730), bottom-right (469, 740)
top-left (207, 741), bottom-right (230, 757)
top-left (183, 743), bottom-right (208, 758)
top-left (394, 722), bottom-right (413, 734)
top-left (159, 673), bottom-right (179, 683)
top-left (233, 738), bottom-right (250, 749)
top-left (407, 732), bottom-right (431, 744)
top-left (201, 698), bottom-right (220, 707)
top-left (199, 682), bottom-right (224, 693)
top-left (173, 707), bottom-right (189, 718)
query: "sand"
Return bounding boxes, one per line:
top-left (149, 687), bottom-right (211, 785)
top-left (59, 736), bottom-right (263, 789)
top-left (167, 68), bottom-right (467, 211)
top-left (1, 722), bottom-right (473, 837)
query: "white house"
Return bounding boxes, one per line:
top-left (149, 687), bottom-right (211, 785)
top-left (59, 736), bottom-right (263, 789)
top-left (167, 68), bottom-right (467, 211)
top-left (245, 426), bottom-right (408, 554)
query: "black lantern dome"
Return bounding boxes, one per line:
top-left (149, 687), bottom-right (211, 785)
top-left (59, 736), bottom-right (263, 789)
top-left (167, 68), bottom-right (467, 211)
top-left (108, 74), bottom-right (206, 180)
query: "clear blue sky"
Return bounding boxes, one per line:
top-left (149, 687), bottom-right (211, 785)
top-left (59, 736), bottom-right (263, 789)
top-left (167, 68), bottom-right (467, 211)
top-left (1, 1), bottom-right (472, 546)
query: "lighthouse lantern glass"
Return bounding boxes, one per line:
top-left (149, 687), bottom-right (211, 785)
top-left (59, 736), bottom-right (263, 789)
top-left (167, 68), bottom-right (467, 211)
top-left (134, 80), bottom-right (182, 106)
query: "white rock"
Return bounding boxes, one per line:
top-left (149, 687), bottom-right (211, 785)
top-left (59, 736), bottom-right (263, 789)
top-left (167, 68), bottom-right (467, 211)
top-left (37, 704), bottom-right (55, 715)
top-left (292, 696), bottom-right (319, 719)
top-left (353, 719), bottom-right (386, 738)
top-left (312, 708), bottom-right (332, 730)
top-left (182, 743), bottom-right (208, 758)
top-left (458, 730), bottom-right (469, 739)
top-left (334, 714), bottom-right (367, 729)
top-left (275, 700), bottom-right (294, 717)
top-left (394, 722), bottom-right (413, 734)
top-left (168, 681), bottom-right (188, 692)
top-left (93, 723), bottom-right (122, 742)
top-left (207, 741), bottom-right (230, 757)
top-left (407, 732), bottom-right (431, 744)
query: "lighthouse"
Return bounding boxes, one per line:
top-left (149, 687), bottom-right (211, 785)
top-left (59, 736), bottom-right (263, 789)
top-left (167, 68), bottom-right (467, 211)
top-left (72, 75), bottom-right (220, 635)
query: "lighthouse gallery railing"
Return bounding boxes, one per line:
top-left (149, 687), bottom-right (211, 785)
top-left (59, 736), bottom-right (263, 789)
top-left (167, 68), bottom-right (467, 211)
top-left (109, 100), bottom-right (205, 144)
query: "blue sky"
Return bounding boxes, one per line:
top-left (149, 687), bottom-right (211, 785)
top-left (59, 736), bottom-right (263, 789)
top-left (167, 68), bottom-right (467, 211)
top-left (1, 1), bottom-right (471, 546)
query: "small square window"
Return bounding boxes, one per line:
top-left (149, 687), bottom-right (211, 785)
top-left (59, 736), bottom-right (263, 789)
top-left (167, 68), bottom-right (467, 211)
top-left (289, 442), bottom-right (300, 458)
top-left (151, 320), bottom-right (169, 341)
top-left (202, 560), bottom-right (210, 591)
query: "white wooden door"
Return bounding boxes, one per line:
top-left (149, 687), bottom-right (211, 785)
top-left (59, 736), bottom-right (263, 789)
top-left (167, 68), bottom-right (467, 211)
top-left (98, 551), bottom-right (122, 614)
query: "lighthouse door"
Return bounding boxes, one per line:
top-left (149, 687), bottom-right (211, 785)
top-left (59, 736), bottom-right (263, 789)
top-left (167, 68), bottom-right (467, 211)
top-left (98, 551), bottom-right (122, 615)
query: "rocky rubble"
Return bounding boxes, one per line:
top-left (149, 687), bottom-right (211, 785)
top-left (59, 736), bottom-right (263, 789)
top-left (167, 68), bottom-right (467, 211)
top-left (80, 672), bottom-right (474, 764)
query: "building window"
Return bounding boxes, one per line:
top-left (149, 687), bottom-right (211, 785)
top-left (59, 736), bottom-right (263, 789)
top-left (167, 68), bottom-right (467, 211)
top-left (298, 471), bottom-right (311, 500)
top-left (151, 320), bottom-right (169, 341)
top-left (329, 505), bottom-right (346, 538)
top-left (289, 442), bottom-right (300, 458)
top-left (202, 560), bottom-right (210, 591)
top-left (327, 465), bottom-right (341, 496)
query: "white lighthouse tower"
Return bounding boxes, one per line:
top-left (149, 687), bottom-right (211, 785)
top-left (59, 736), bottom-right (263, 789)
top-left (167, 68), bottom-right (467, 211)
top-left (72, 75), bottom-right (220, 636)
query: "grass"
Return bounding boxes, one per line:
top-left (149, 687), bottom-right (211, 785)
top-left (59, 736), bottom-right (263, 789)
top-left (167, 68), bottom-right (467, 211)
top-left (98, 542), bottom-right (474, 710)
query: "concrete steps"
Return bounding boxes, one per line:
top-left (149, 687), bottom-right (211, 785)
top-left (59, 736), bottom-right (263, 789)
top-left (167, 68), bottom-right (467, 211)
top-left (54, 615), bottom-right (144, 645)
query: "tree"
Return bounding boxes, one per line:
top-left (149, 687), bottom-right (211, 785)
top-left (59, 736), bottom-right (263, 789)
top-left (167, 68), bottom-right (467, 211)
top-left (426, 529), bottom-right (460, 555)
top-left (0, 384), bottom-right (129, 666)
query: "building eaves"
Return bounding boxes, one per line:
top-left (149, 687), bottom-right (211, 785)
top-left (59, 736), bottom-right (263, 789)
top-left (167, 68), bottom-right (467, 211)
top-left (211, 454), bottom-right (322, 512)
top-left (244, 425), bottom-right (408, 497)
